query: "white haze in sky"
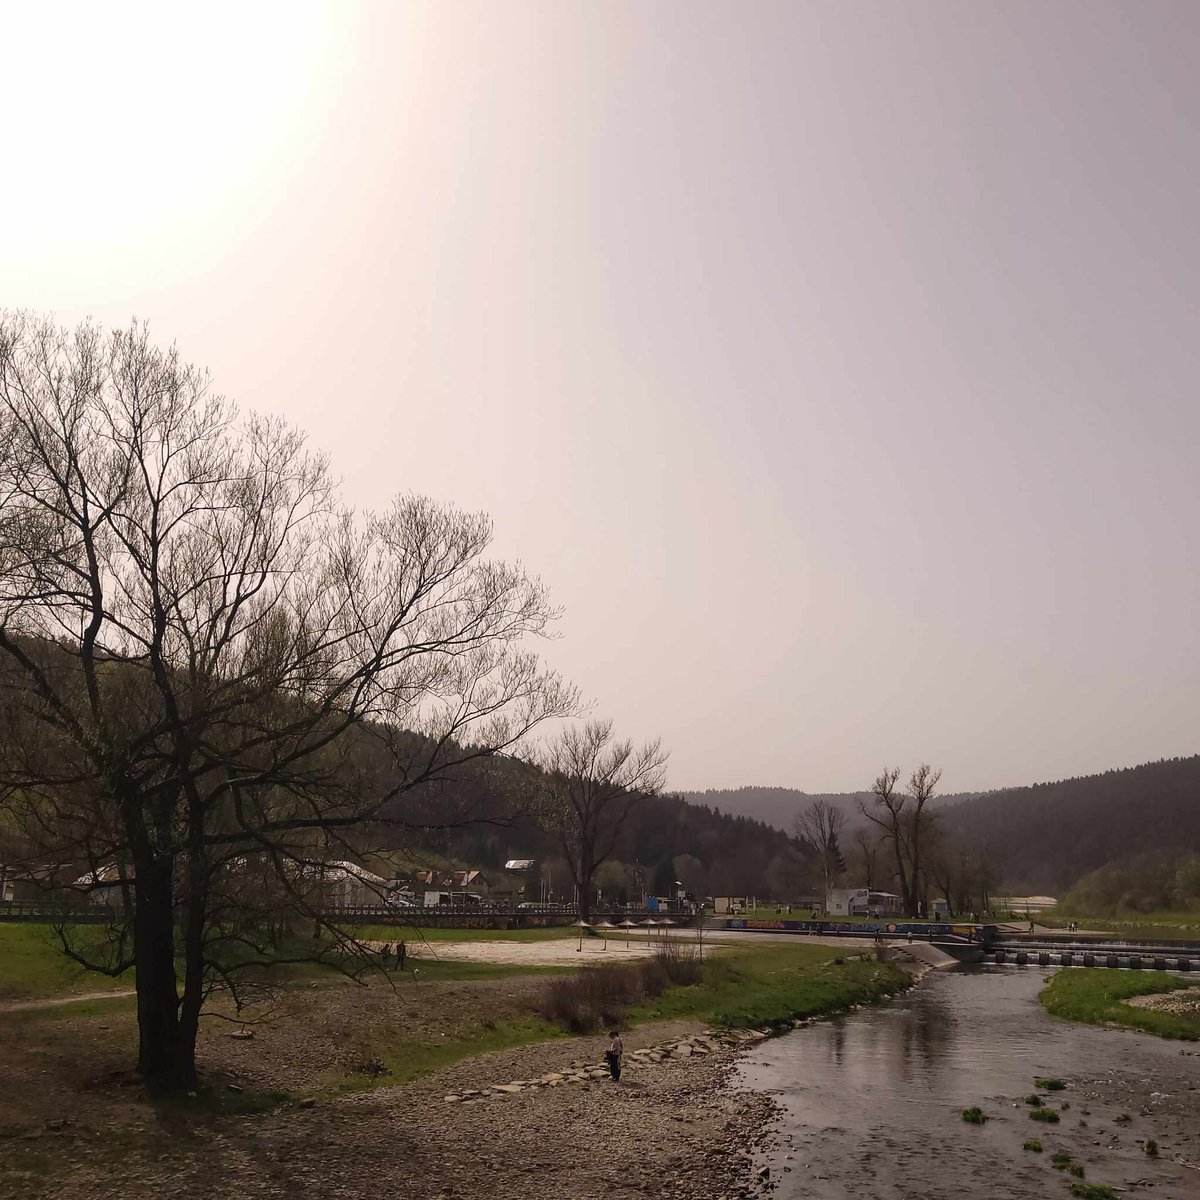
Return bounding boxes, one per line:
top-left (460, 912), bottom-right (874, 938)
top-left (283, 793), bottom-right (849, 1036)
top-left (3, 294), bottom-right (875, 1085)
top-left (3, 1), bottom-right (1198, 793)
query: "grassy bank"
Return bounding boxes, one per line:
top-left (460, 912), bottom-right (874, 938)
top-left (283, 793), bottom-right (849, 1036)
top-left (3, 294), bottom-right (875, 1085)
top-left (1040, 969), bottom-right (1200, 1040)
top-left (632, 944), bottom-right (909, 1027)
top-left (1039, 908), bottom-right (1200, 938)
top-left (324, 943), bottom-right (911, 1095)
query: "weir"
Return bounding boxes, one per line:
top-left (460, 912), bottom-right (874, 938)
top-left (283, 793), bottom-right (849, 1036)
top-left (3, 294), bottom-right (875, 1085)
top-left (713, 917), bottom-right (1200, 971)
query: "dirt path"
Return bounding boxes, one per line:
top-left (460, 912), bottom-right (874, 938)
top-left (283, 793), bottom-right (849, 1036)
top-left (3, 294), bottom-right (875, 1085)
top-left (0, 988), bottom-right (135, 1013)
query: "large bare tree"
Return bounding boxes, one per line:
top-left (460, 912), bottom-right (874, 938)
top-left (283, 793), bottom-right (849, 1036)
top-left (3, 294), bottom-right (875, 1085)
top-left (535, 720), bottom-right (667, 921)
top-left (859, 764), bottom-right (942, 916)
top-left (794, 799), bottom-right (847, 900)
top-left (0, 313), bottom-right (574, 1091)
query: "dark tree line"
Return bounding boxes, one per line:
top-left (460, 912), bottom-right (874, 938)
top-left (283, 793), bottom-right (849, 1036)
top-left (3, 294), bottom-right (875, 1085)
top-left (939, 756), bottom-right (1200, 895)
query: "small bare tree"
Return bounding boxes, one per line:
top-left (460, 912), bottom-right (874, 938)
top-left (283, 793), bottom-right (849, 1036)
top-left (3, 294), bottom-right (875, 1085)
top-left (0, 313), bottom-right (575, 1092)
top-left (534, 720), bottom-right (668, 921)
top-left (794, 799), bottom-right (847, 900)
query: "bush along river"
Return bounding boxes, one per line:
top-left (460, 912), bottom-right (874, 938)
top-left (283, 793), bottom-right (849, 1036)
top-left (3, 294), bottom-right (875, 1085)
top-left (736, 966), bottom-right (1200, 1200)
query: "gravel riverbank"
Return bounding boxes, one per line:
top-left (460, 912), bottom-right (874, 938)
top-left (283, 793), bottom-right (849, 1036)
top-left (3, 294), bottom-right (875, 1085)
top-left (4, 1017), bottom-right (781, 1200)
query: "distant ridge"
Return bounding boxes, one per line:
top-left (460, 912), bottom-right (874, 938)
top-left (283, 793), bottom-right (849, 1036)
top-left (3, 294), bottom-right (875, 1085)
top-left (685, 755), bottom-right (1200, 894)
top-left (681, 785), bottom-right (969, 832)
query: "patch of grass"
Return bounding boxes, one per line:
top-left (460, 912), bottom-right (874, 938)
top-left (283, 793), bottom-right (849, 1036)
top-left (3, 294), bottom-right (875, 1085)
top-left (627, 945), bottom-right (909, 1028)
top-left (0, 924), bottom-right (135, 1001)
top-left (1029, 1107), bottom-right (1061, 1123)
top-left (1022, 1139), bottom-right (1043, 1152)
top-left (1068, 1162), bottom-right (1085, 1178)
top-left (1024, 1093), bottom-right (1043, 1105)
top-left (1068, 1184), bottom-right (1114, 1200)
top-left (402, 958), bottom-right (569, 982)
top-left (1115, 1113), bottom-right (1132, 1125)
top-left (1144, 1139), bottom-right (1158, 1157)
top-left (961, 1106), bottom-right (988, 1124)
top-left (1051, 1151), bottom-right (1073, 1170)
top-left (1039, 969), bottom-right (1200, 1041)
top-left (1034, 1076), bottom-right (1067, 1091)
top-left (319, 1013), bottom-right (564, 1095)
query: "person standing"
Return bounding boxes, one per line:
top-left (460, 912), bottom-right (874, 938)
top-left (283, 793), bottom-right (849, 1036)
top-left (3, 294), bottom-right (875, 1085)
top-left (397, 939), bottom-right (407, 970)
top-left (605, 1029), bottom-right (624, 1082)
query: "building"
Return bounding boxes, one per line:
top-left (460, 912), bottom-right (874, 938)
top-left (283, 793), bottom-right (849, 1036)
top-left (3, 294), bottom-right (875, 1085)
top-left (414, 869), bottom-right (492, 898)
top-left (316, 861), bottom-right (390, 908)
top-left (826, 888), bottom-right (902, 917)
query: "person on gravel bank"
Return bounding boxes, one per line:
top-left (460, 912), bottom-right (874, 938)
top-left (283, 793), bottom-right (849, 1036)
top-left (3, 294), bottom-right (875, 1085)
top-left (605, 1029), bottom-right (624, 1082)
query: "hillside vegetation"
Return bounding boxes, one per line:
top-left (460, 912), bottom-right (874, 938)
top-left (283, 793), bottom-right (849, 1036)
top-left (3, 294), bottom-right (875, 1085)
top-left (940, 756), bottom-right (1200, 895)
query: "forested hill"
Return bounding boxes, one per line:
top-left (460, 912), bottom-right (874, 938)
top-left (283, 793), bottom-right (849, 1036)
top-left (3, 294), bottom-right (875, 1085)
top-left (387, 761), bottom-right (802, 899)
top-left (939, 756), bottom-right (1200, 894)
top-left (681, 786), bottom-right (968, 831)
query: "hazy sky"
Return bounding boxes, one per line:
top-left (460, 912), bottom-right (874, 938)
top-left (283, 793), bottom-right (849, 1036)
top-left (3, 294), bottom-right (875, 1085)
top-left (4, 2), bottom-right (1199, 793)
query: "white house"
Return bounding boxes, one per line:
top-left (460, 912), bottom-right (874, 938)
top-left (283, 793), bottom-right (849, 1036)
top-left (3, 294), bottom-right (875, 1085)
top-left (826, 888), bottom-right (902, 917)
top-left (317, 861), bottom-right (390, 908)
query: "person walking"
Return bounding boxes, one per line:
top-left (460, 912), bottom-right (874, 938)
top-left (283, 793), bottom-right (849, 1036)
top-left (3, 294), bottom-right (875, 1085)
top-left (605, 1029), bottom-right (624, 1082)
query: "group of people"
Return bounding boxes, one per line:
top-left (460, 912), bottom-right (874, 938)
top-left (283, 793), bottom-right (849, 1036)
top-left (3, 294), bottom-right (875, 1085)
top-left (378, 941), bottom-right (407, 969)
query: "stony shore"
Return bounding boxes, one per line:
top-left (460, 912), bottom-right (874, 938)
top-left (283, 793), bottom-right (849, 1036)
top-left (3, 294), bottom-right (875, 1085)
top-left (4, 1015), bottom-right (785, 1200)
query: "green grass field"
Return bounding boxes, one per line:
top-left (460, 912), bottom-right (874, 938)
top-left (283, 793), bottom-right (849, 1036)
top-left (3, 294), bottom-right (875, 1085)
top-left (1040, 968), bottom-right (1200, 1040)
top-left (0, 924), bottom-right (134, 1001)
top-left (0, 922), bottom-right (581, 1007)
top-left (1038, 908), bottom-right (1200, 938)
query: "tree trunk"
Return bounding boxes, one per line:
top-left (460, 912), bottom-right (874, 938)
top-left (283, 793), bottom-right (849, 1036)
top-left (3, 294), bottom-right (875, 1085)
top-left (577, 864), bottom-right (593, 923)
top-left (133, 856), bottom-right (194, 1091)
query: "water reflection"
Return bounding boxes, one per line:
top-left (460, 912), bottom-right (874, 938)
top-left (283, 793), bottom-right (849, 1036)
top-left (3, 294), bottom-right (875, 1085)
top-left (735, 966), bottom-right (1199, 1199)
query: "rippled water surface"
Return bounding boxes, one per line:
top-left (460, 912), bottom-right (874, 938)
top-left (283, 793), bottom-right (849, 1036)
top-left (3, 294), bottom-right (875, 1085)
top-left (736, 966), bottom-right (1200, 1199)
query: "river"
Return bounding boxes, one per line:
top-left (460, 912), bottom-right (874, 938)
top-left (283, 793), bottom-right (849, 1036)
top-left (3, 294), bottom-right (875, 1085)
top-left (736, 965), bottom-right (1200, 1199)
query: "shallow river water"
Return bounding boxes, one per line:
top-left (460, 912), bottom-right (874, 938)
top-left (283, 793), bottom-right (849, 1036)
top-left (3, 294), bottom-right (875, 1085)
top-left (736, 966), bottom-right (1200, 1200)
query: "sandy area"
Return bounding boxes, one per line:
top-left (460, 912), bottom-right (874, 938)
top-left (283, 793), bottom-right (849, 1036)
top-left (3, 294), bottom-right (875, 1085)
top-left (400, 930), bottom-right (877, 968)
top-left (404, 934), bottom-right (699, 967)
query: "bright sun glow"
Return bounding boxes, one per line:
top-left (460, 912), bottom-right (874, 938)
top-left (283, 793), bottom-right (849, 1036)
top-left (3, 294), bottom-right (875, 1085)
top-left (2, 1), bottom-right (332, 254)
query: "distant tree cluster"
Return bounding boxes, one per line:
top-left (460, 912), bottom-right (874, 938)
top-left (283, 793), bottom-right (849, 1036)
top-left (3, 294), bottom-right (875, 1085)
top-left (1059, 851), bottom-right (1200, 915)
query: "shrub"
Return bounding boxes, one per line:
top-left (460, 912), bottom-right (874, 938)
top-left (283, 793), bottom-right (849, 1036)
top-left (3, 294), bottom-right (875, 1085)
top-left (1022, 1140), bottom-right (1043, 1153)
top-left (1115, 1113), bottom-right (1132, 1126)
top-left (1029, 1107), bottom-right (1061, 1123)
top-left (1035, 1077), bottom-right (1066, 1090)
top-left (1144, 1139), bottom-right (1159, 1157)
top-left (1051, 1152), bottom-right (1073, 1170)
top-left (1068, 1185), bottom-right (1114, 1200)
top-left (1068, 1163), bottom-right (1085, 1178)
top-left (961, 1107), bottom-right (988, 1124)
top-left (1024, 1093), bottom-right (1043, 1105)
top-left (538, 963), bottom-right (645, 1033)
top-left (538, 950), bottom-right (705, 1033)
top-left (652, 939), bottom-right (704, 985)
